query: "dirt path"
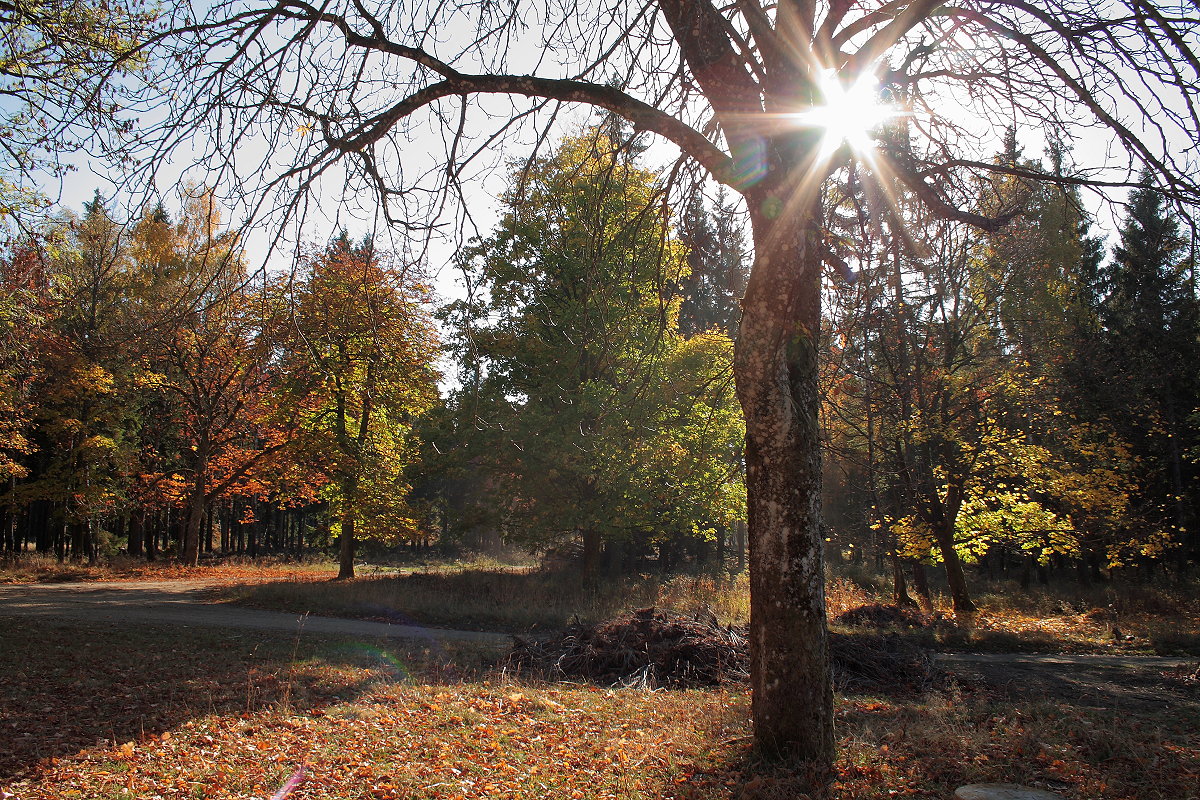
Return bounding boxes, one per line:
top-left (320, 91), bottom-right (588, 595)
top-left (0, 579), bottom-right (510, 646)
top-left (3, 580), bottom-right (1196, 709)
top-left (936, 651), bottom-right (1198, 711)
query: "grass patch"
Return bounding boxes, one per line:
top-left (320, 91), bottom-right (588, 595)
top-left (218, 568), bottom-right (757, 633)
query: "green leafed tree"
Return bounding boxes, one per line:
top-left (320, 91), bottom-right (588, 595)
top-left (444, 128), bottom-right (745, 571)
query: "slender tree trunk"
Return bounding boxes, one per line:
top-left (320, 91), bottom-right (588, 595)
top-left (1, 506), bottom-right (12, 553)
top-left (911, 561), bottom-right (933, 610)
top-left (145, 511), bottom-right (157, 561)
top-left (182, 504), bottom-right (204, 566)
top-left (734, 519), bottom-right (747, 574)
top-left (127, 510), bottom-right (144, 558)
top-left (181, 481), bottom-right (205, 567)
top-left (337, 477), bottom-right (359, 579)
top-left (54, 508), bottom-right (67, 561)
top-left (338, 514), bottom-right (356, 579)
top-left (933, 520), bottom-right (975, 615)
top-left (734, 193), bottom-right (833, 769)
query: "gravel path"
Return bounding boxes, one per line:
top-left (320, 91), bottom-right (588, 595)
top-left (0, 579), bottom-right (509, 646)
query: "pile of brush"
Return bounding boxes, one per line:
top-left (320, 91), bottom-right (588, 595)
top-left (507, 606), bottom-right (940, 692)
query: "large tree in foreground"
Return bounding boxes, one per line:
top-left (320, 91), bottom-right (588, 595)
top-left (144, 0), bottom-right (1200, 776)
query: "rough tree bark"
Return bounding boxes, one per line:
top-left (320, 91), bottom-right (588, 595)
top-left (736, 184), bottom-right (833, 764)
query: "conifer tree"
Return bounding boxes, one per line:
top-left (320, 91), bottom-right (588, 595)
top-left (1098, 174), bottom-right (1200, 564)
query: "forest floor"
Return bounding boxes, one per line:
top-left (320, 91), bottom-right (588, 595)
top-left (0, 562), bottom-right (1197, 799)
top-left (0, 554), bottom-right (341, 586)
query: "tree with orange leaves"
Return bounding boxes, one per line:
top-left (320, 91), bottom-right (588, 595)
top-left (271, 234), bottom-right (440, 579)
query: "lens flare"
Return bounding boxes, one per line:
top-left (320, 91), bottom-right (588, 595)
top-left (794, 70), bottom-right (896, 157)
top-left (347, 643), bottom-right (415, 681)
top-left (269, 765), bottom-right (305, 800)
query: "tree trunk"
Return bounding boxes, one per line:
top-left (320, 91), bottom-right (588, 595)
top-left (734, 519), bottom-right (747, 574)
top-left (338, 478), bottom-right (359, 579)
top-left (70, 521), bottom-right (85, 563)
top-left (127, 510), bottom-right (144, 558)
top-left (734, 192), bottom-right (833, 770)
top-left (181, 483), bottom-right (205, 567)
top-left (933, 520), bottom-right (975, 615)
top-left (337, 514), bottom-right (356, 579)
top-left (911, 560), bottom-right (933, 610)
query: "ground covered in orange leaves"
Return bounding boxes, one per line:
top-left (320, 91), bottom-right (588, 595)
top-left (1, 613), bottom-right (1196, 800)
top-left (0, 554), bottom-right (336, 586)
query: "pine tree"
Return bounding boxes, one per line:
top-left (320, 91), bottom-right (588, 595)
top-left (1098, 172), bottom-right (1200, 564)
top-left (677, 189), bottom-right (749, 336)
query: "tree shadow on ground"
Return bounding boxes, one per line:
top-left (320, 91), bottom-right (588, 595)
top-left (937, 653), bottom-right (1200, 712)
top-left (0, 616), bottom-right (479, 780)
top-left (673, 678), bottom-right (1200, 800)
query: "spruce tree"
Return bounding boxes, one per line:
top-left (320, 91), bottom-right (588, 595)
top-left (1100, 173), bottom-right (1200, 565)
top-left (677, 189), bottom-right (749, 336)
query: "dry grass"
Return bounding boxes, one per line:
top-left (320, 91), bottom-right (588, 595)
top-left (2, 614), bottom-right (1196, 800)
top-left (827, 570), bottom-right (1200, 656)
top-left (964, 579), bottom-right (1200, 655)
top-left (0, 552), bottom-right (339, 585)
top-left (216, 564), bottom-right (1200, 654)
top-left (218, 568), bottom-right (754, 633)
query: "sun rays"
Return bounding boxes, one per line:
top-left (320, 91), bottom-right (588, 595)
top-left (795, 69), bottom-right (898, 159)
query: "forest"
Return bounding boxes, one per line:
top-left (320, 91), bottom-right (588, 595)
top-left (4, 127), bottom-right (1197, 610)
top-left (2, 1), bottom-right (1200, 798)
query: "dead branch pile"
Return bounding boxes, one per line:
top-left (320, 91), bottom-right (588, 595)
top-left (507, 607), bottom-right (747, 689)
top-left (506, 607), bottom-right (940, 693)
top-left (828, 631), bottom-right (939, 693)
top-left (834, 603), bottom-right (938, 629)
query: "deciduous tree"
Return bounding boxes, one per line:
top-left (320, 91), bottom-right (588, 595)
top-left (444, 129), bottom-right (745, 571)
top-left (272, 234), bottom-right (439, 579)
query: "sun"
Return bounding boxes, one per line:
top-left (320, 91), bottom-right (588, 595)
top-left (795, 70), bottom-right (896, 157)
